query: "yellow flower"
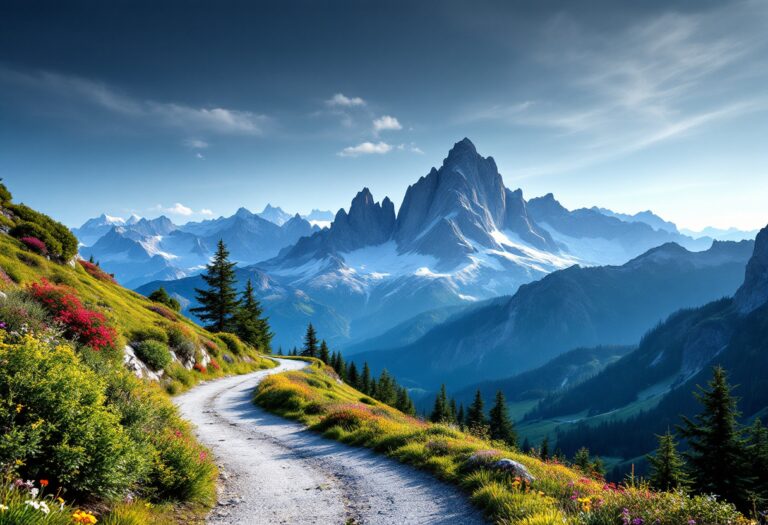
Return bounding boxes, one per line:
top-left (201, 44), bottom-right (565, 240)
top-left (15, 403), bottom-right (23, 413)
top-left (577, 496), bottom-right (592, 513)
top-left (72, 510), bottom-right (98, 524)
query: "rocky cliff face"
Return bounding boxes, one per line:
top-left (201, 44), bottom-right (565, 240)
top-left (734, 225), bottom-right (768, 314)
top-left (330, 188), bottom-right (395, 251)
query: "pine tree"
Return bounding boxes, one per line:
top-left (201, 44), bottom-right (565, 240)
top-left (540, 437), bottom-right (550, 460)
top-left (319, 340), bottom-right (330, 364)
top-left (456, 404), bottom-right (465, 431)
top-left (277, 347), bottom-right (283, 356)
top-left (346, 361), bottom-right (359, 388)
top-left (747, 418), bottom-right (768, 504)
top-left (361, 362), bottom-right (372, 395)
top-left (574, 447), bottom-right (591, 472)
top-left (301, 323), bottom-right (319, 357)
top-left (488, 391), bottom-right (517, 447)
top-left (449, 398), bottom-right (458, 424)
top-left (591, 456), bottom-right (605, 477)
top-left (149, 286), bottom-right (181, 312)
top-left (430, 384), bottom-right (450, 423)
top-left (466, 390), bottom-right (486, 428)
top-left (677, 366), bottom-right (750, 508)
top-left (335, 352), bottom-right (346, 381)
top-left (375, 370), bottom-right (397, 405)
top-left (191, 240), bottom-right (240, 332)
top-left (646, 430), bottom-right (687, 491)
top-left (522, 437), bottom-right (531, 454)
top-left (234, 279), bottom-right (272, 350)
top-left (395, 387), bottom-right (415, 415)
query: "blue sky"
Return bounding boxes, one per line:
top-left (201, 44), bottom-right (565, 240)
top-left (1, 0), bottom-right (767, 230)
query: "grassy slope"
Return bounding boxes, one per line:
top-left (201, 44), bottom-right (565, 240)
top-left (255, 361), bottom-right (747, 525)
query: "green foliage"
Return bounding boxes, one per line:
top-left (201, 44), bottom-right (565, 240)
top-left (647, 430), bottom-right (688, 491)
top-left (0, 287), bottom-right (57, 335)
top-left (0, 334), bottom-right (141, 498)
top-left (147, 287), bottom-right (181, 312)
top-left (489, 390), bottom-right (517, 447)
top-left (191, 240), bottom-right (240, 332)
top-left (0, 179), bottom-right (11, 203)
top-left (319, 339), bottom-right (330, 364)
top-left (217, 332), bottom-right (245, 355)
top-left (430, 384), bottom-right (451, 423)
top-left (233, 278), bottom-right (272, 351)
top-left (466, 389), bottom-right (486, 429)
top-left (7, 203), bottom-right (77, 260)
top-left (134, 340), bottom-right (171, 371)
top-left (10, 221), bottom-right (62, 256)
top-left (148, 430), bottom-right (216, 505)
top-left (301, 322), bottom-right (318, 357)
top-left (129, 326), bottom-right (169, 344)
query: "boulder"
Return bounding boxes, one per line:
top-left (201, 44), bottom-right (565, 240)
top-left (123, 345), bottom-right (163, 381)
top-left (492, 459), bottom-right (535, 483)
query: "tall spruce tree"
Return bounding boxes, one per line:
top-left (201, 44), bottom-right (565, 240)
top-left (346, 361), bottom-right (359, 388)
top-left (457, 404), bottom-right (465, 431)
top-left (301, 323), bottom-right (319, 357)
top-left (678, 366), bottom-right (750, 508)
top-left (361, 362), bottom-right (372, 395)
top-left (449, 398), bottom-right (458, 424)
top-left (430, 384), bottom-right (450, 423)
top-left (375, 370), bottom-right (397, 405)
top-left (234, 279), bottom-right (272, 350)
top-left (489, 390), bottom-right (517, 447)
top-left (319, 340), bottom-right (330, 364)
top-left (540, 437), bottom-right (550, 460)
top-left (646, 430), bottom-right (687, 491)
top-left (573, 447), bottom-right (592, 472)
top-left (466, 390), bottom-right (486, 429)
top-left (747, 418), bottom-right (768, 504)
top-left (191, 240), bottom-right (240, 332)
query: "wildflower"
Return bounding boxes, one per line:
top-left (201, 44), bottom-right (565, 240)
top-left (199, 451), bottom-right (208, 462)
top-left (688, 521), bottom-right (696, 525)
top-left (16, 403), bottom-right (23, 413)
top-left (40, 479), bottom-right (49, 487)
top-left (72, 510), bottom-right (98, 524)
top-left (25, 500), bottom-right (50, 514)
top-left (632, 519), bottom-right (644, 525)
top-left (577, 496), bottom-right (592, 513)
top-left (0, 504), bottom-right (8, 511)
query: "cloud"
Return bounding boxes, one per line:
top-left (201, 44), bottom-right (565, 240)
top-left (195, 152), bottom-right (205, 159)
top-left (338, 141), bottom-right (393, 157)
top-left (326, 93), bottom-right (366, 107)
top-left (0, 67), bottom-right (268, 135)
top-left (396, 143), bottom-right (424, 154)
top-left (200, 209), bottom-right (214, 217)
top-left (373, 115), bottom-right (402, 132)
top-left (183, 138), bottom-right (209, 149)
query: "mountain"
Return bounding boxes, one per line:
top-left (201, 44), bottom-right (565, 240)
top-left (593, 207), bottom-right (678, 233)
top-left (257, 204), bottom-right (293, 225)
top-left (353, 239), bottom-right (754, 390)
top-left (75, 209), bottom-right (318, 287)
top-left (681, 226), bottom-right (759, 242)
top-left (136, 266), bottom-right (349, 350)
top-left (527, 225), bottom-right (768, 471)
top-left (303, 209), bottom-right (334, 229)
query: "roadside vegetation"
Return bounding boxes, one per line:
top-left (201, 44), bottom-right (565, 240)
top-left (0, 180), bottom-right (275, 523)
top-left (255, 355), bottom-right (751, 524)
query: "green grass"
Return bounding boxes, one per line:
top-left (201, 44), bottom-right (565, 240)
top-left (254, 360), bottom-right (747, 525)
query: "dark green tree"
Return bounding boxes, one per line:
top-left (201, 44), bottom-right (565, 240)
top-left (360, 362), bottom-right (372, 395)
top-left (395, 387), bottom-right (415, 415)
top-left (234, 279), bottom-right (272, 350)
top-left (449, 398), bottom-right (458, 424)
top-left (466, 390), bottom-right (486, 428)
top-left (747, 418), bottom-right (768, 504)
top-left (678, 366), bottom-right (750, 508)
top-left (540, 437), bottom-right (550, 460)
top-left (646, 430), bottom-right (688, 491)
top-left (521, 437), bottom-right (531, 454)
top-left (301, 323), bottom-right (319, 357)
top-left (573, 447), bottom-right (591, 472)
top-left (148, 286), bottom-right (181, 312)
top-left (191, 240), bottom-right (240, 332)
top-left (456, 404), bottom-right (465, 431)
top-left (489, 390), bottom-right (517, 447)
top-left (335, 352), bottom-right (346, 381)
top-left (375, 370), bottom-right (397, 405)
top-left (430, 384), bottom-right (450, 423)
top-left (346, 361), bottom-right (359, 388)
top-left (319, 340), bottom-right (331, 364)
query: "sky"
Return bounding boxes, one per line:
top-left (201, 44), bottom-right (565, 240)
top-left (1, 0), bottom-right (767, 231)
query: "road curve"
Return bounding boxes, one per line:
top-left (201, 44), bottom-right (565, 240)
top-left (174, 358), bottom-right (487, 525)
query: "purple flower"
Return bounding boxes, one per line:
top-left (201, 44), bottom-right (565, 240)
top-left (632, 519), bottom-right (644, 525)
top-left (688, 521), bottom-right (696, 525)
top-left (0, 321), bottom-right (6, 329)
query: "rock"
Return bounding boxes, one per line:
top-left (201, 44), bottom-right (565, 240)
top-left (123, 345), bottom-right (163, 381)
top-left (0, 290), bottom-right (7, 304)
top-left (734, 225), bottom-right (768, 315)
top-left (492, 459), bottom-right (535, 483)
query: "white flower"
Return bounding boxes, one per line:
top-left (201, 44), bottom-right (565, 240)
top-left (39, 501), bottom-right (50, 514)
top-left (30, 487), bottom-right (39, 498)
top-left (0, 503), bottom-right (8, 511)
top-left (24, 500), bottom-right (50, 514)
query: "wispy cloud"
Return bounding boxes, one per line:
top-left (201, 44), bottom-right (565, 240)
top-left (154, 203), bottom-right (214, 217)
top-left (338, 141), bottom-right (393, 157)
top-left (373, 115), bottom-right (402, 132)
top-left (326, 93), bottom-right (366, 107)
top-left (183, 138), bottom-right (209, 149)
top-left (0, 67), bottom-right (269, 135)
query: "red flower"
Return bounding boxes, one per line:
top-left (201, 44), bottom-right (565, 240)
top-left (40, 479), bottom-right (49, 487)
top-left (20, 236), bottom-right (47, 255)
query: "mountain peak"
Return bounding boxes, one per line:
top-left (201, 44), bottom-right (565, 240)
top-left (235, 207), bottom-right (253, 218)
top-left (734, 224), bottom-right (768, 314)
top-left (448, 137), bottom-right (477, 155)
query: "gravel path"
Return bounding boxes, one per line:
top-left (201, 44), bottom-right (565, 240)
top-left (174, 358), bottom-right (487, 525)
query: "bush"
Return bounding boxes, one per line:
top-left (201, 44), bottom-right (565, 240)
top-left (147, 304), bottom-right (177, 321)
top-left (28, 279), bottom-right (117, 351)
top-left (10, 221), bottom-right (62, 259)
top-left (0, 179), bottom-right (11, 203)
top-left (217, 332), bottom-right (246, 355)
top-left (134, 340), bottom-right (171, 371)
top-left (7, 203), bottom-right (78, 260)
top-left (0, 287), bottom-right (59, 336)
top-left (78, 259), bottom-right (116, 283)
top-left (166, 323), bottom-right (193, 348)
top-left (148, 287), bottom-right (181, 312)
top-left (0, 333), bottom-right (141, 497)
top-left (129, 326), bottom-right (169, 344)
top-left (20, 236), bottom-right (47, 255)
top-left (148, 430), bottom-right (216, 504)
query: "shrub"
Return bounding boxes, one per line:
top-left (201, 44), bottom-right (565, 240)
top-left (0, 287), bottom-right (59, 336)
top-left (0, 266), bottom-right (15, 285)
top-left (176, 339), bottom-right (197, 362)
top-left (28, 279), bottom-right (117, 351)
top-left (209, 357), bottom-right (221, 371)
top-left (148, 429), bottom-right (216, 504)
top-left (129, 326), bottom-right (169, 344)
top-left (0, 179), bottom-right (11, 203)
top-left (217, 332), bottom-right (245, 355)
top-left (148, 287), bottom-right (181, 312)
top-left (193, 362), bottom-right (207, 373)
top-left (134, 340), bottom-right (171, 371)
top-left (147, 304), bottom-right (177, 321)
top-left (78, 259), bottom-right (116, 283)
top-left (20, 236), bottom-right (47, 255)
top-left (7, 203), bottom-right (78, 260)
top-left (166, 323), bottom-right (193, 348)
top-left (0, 333), bottom-right (141, 497)
top-left (9, 221), bottom-right (62, 258)
top-left (0, 213), bottom-right (14, 230)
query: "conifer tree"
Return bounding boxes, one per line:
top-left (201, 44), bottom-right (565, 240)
top-left (375, 370), bottom-right (397, 405)
top-left (540, 437), bottom-right (550, 460)
top-left (361, 362), bottom-right (372, 395)
top-left (301, 323), bottom-right (319, 357)
top-left (346, 361), bottom-right (359, 388)
top-left (646, 430), bottom-right (687, 491)
top-left (573, 447), bottom-right (591, 472)
top-left (335, 352), bottom-right (346, 381)
top-left (489, 390), bottom-right (517, 447)
top-left (678, 366), bottom-right (750, 508)
top-left (319, 340), bottom-right (330, 364)
top-left (369, 378), bottom-right (377, 398)
top-left (430, 384), bottom-right (450, 423)
top-left (521, 437), bottom-right (531, 454)
top-left (191, 240), bottom-right (240, 332)
top-left (234, 279), bottom-right (272, 350)
top-left (747, 418), bottom-right (768, 504)
top-left (456, 404), bottom-right (465, 431)
top-left (466, 390), bottom-right (486, 429)
top-left (395, 387), bottom-right (415, 415)
top-left (449, 398), bottom-right (458, 424)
